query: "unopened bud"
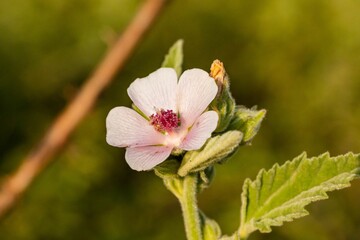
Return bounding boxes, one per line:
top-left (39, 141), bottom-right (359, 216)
top-left (210, 60), bottom-right (227, 95)
top-left (209, 60), bottom-right (236, 132)
top-left (228, 106), bottom-right (266, 144)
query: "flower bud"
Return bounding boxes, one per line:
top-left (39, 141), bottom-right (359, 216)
top-left (228, 106), bottom-right (266, 144)
top-left (209, 60), bottom-right (236, 132)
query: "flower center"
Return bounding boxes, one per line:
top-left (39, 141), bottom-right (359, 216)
top-left (150, 109), bottom-right (180, 133)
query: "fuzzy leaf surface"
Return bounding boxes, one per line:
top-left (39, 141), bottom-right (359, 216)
top-left (178, 131), bottom-right (242, 176)
top-left (239, 152), bottom-right (360, 237)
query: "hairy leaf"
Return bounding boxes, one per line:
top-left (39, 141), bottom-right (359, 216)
top-left (161, 39), bottom-right (184, 76)
top-left (239, 152), bottom-right (360, 238)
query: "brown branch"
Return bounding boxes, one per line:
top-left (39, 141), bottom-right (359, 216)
top-left (0, 0), bottom-right (168, 218)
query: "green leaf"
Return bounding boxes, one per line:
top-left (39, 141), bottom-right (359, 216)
top-left (161, 39), bottom-right (184, 76)
top-left (178, 131), bottom-right (243, 177)
top-left (228, 106), bottom-right (266, 144)
top-left (239, 152), bottom-right (360, 238)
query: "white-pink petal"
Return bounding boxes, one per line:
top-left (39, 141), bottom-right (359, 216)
top-left (180, 111), bottom-right (219, 151)
top-left (177, 69), bottom-right (218, 128)
top-left (106, 107), bottom-right (166, 147)
top-left (127, 68), bottom-right (178, 117)
top-left (125, 146), bottom-right (173, 171)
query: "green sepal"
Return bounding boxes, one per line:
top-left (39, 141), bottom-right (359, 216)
top-left (200, 212), bottom-right (222, 240)
top-left (211, 89), bottom-right (236, 133)
top-left (154, 158), bottom-right (181, 179)
top-left (161, 39), bottom-right (184, 76)
top-left (228, 106), bottom-right (266, 144)
top-left (178, 131), bottom-right (243, 177)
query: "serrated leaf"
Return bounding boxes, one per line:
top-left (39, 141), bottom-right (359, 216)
top-left (178, 131), bottom-right (242, 177)
top-left (161, 39), bottom-right (184, 76)
top-left (228, 106), bottom-right (266, 144)
top-left (239, 152), bottom-right (360, 238)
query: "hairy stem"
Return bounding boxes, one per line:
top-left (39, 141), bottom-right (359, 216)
top-left (179, 173), bottom-right (202, 240)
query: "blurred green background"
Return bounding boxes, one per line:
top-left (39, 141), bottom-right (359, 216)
top-left (1, 0), bottom-right (360, 239)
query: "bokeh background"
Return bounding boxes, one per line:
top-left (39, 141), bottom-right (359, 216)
top-left (1, 0), bottom-right (360, 239)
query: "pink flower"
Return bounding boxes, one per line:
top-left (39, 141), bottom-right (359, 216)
top-left (106, 68), bottom-right (219, 171)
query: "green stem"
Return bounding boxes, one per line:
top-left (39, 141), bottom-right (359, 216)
top-left (179, 173), bottom-right (202, 240)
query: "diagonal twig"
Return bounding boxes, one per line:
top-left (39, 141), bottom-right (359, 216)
top-left (0, 0), bottom-right (168, 219)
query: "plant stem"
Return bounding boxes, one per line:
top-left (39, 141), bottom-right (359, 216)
top-left (179, 173), bottom-right (202, 240)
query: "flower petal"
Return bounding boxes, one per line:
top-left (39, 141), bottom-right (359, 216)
top-left (106, 107), bottom-right (165, 147)
top-left (180, 111), bottom-right (219, 150)
top-left (125, 146), bottom-right (172, 171)
top-left (127, 68), bottom-right (178, 117)
top-left (177, 69), bottom-right (218, 128)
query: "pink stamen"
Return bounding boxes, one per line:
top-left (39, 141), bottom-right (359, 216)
top-left (150, 109), bottom-right (180, 133)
